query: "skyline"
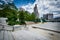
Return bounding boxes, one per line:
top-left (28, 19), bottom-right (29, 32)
top-left (0, 0), bottom-right (60, 18)
top-left (14, 0), bottom-right (60, 18)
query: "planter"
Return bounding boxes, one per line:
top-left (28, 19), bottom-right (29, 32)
top-left (0, 17), bottom-right (8, 25)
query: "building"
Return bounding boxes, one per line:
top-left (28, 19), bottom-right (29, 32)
top-left (48, 14), bottom-right (53, 20)
top-left (43, 13), bottom-right (53, 20)
top-left (43, 14), bottom-right (48, 20)
top-left (53, 17), bottom-right (60, 22)
top-left (34, 4), bottom-right (39, 18)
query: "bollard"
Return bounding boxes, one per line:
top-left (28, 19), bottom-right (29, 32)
top-left (12, 27), bottom-right (14, 32)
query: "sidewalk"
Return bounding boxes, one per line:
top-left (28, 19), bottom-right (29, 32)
top-left (12, 27), bottom-right (60, 40)
top-left (31, 22), bottom-right (60, 33)
top-left (0, 31), bottom-right (14, 40)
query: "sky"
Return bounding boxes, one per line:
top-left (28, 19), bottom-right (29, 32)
top-left (13, 0), bottom-right (60, 18)
top-left (14, 0), bottom-right (35, 8)
top-left (1, 0), bottom-right (60, 18)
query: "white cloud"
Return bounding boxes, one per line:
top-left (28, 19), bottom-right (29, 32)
top-left (0, 2), bottom-right (3, 5)
top-left (21, 3), bottom-right (34, 13)
top-left (54, 14), bottom-right (60, 18)
top-left (21, 0), bottom-right (60, 17)
top-left (2, 0), bottom-right (13, 4)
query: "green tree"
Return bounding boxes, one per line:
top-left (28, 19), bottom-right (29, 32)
top-left (18, 11), bottom-right (25, 25)
top-left (24, 11), bottom-right (31, 21)
top-left (0, 3), bottom-right (18, 25)
top-left (24, 11), bottom-right (36, 21)
top-left (7, 9), bottom-right (17, 25)
top-left (0, 10), bottom-right (7, 17)
top-left (30, 12), bottom-right (36, 21)
top-left (0, 4), bottom-right (9, 17)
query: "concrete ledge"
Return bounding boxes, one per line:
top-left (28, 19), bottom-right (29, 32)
top-left (32, 26), bottom-right (60, 33)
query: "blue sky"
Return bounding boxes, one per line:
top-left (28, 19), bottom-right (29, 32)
top-left (13, 0), bottom-right (60, 18)
top-left (14, 0), bottom-right (35, 8)
top-left (0, 0), bottom-right (60, 17)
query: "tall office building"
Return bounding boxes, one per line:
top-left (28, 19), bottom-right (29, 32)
top-left (34, 4), bottom-right (39, 18)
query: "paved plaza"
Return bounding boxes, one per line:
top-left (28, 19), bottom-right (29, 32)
top-left (0, 22), bottom-right (60, 40)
